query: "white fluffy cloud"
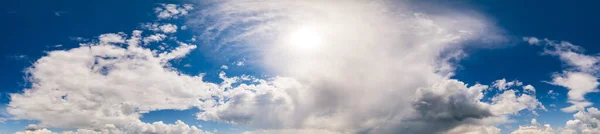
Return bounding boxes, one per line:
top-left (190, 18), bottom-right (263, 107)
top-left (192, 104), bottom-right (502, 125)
top-left (490, 90), bottom-right (546, 115)
top-left (188, 0), bottom-right (519, 133)
top-left (7, 1), bottom-right (549, 134)
top-left (523, 37), bottom-right (541, 45)
top-left (523, 84), bottom-right (536, 93)
top-left (492, 78), bottom-right (523, 90)
top-left (15, 129), bottom-right (54, 134)
top-left (198, 77), bottom-right (544, 133)
top-left (99, 33), bottom-right (126, 44)
top-left (511, 119), bottom-right (554, 134)
top-left (159, 24), bottom-right (178, 34)
top-left (8, 31), bottom-right (214, 133)
top-left (15, 120), bottom-right (212, 134)
top-left (525, 37), bottom-right (600, 113)
top-left (525, 37), bottom-right (600, 133)
top-left (553, 72), bottom-right (598, 113)
top-left (143, 33), bottom-right (167, 44)
top-left (141, 23), bottom-right (178, 34)
top-left (523, 37), bottom-right (600, 73)
top-left (560, 107), bottom-right (600, 134)
top-left (155, 4), bottom-right (193, 19)
top-left (552, 72), bottom-right (599, 101)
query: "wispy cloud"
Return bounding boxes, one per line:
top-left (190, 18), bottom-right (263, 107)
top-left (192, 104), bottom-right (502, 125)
top-left (54, 11), bottom-right (67, 16)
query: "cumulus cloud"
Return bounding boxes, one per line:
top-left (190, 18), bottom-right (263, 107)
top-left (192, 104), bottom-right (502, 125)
top-left (525, 37), bottom-right (600, 133)
top-left (7, 31), bottom-right (214, 133)
top-left (490, 90), bottom-right (546, 115)
top-left (523, 84), bottom-right (536, 93)
top-left (242, 129), bottom-right (342, 134)
top-left (199, 77), bottom-right (544, 133)
top-left (394, 79), bottom-right (543, 133)
top-left (143, 33), bottom-right (167, 44)
top-left (141, 23), bottom-right (160, 32)
top-left (492, 78), bottom-right (523, 90)
top-left (15, 120), bottom-right (212, 134)
top-left (15, 128), bottom-right (54, 134)
top-left (187, 0), bottom-right (517, 133)
top-left (524, 37), bottom-right (600, 72)
top-left (511, 118), bottom-right (554, 134)
top-left (561, 107), bottom-right (600, 133)
top-left (390, 80), bottom-right (493, 133)
top-left (523, 37), bottom-right (541, 45)
top-left (526, 37), bottom-right (600, 113)
top-left (552, 72), bottom-right (599, 101)
top-left (141, 23), bottom-right (178, 34)
top-left (220, 65), bottom-right (228, 69)
top-left (159, 24), bottom-right (178, 34)
top-left (99, 32), bottom-right (126, 44)
top-left (446, 124), bottom-right (501, 134)
top-left (7, 1), bottom-right (547, 134)
top-left (552, 72), bottom-right (599, 112)
top-left (155, 4), bottom-right (193, 19)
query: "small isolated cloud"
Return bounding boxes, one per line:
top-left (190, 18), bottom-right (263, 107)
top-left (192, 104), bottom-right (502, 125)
top-left (159, 24), bottom-right (178, 34)
top-left (523, 37), bottom-right (541, 45)
top-left (546, 90), bottom-right (559, 99)
top-left (54, 11), bottom-right (67, 16)
top-left (141, 23), bottom-right (160, 32)
top-left (9, 55), bottom-right (28, 60)
top-left (492, 78), bottom-right (523, 90)
top-left (141, 23), bottom-right (180, 34)
top-left (154, 4), bottom-right (193, 19)
top-left (69, 36), bottom-right (89, 42)
top-left (143, 34), bottom-right (167, 44)
top-left (235, 61), bottom-right (244, 66)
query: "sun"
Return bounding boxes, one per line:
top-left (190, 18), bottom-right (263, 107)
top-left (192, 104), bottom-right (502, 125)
top-left (287, 25), bottom-right (323, 51)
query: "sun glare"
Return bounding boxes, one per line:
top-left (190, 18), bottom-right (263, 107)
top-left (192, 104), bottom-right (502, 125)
top-left (287, 25), bottom-right (323, 50)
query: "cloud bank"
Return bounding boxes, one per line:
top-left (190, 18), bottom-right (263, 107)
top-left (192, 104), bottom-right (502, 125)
top-left (6, 1), bottom-right (553, 133)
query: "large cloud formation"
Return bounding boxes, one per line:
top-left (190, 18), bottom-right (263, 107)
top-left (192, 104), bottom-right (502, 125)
top-left (9, 30), bottom-right (213, 133)
top-left (191, 0), bottom-right (541, 133)
top-left (6, 1), bottom-right (548, 134)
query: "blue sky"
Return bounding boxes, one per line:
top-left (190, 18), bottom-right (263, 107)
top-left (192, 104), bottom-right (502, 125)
top-left (0, 0), bottom-right (599, 134)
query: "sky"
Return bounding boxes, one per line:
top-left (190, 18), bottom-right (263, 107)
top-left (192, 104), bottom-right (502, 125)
top-left (0, 0), bottom-right (599, 134)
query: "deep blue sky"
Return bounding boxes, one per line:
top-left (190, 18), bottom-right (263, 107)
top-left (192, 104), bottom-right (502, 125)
top-left (0, 0), bottom-right (599, 133)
